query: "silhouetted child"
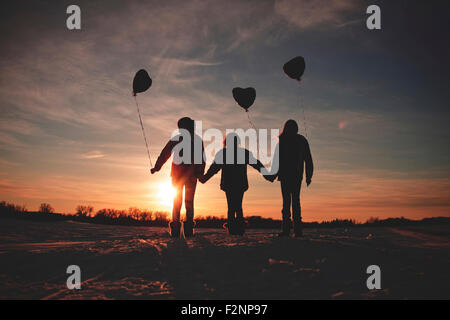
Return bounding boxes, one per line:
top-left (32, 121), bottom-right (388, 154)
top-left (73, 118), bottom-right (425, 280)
top-left (268, 119), bottom-right (313, 237)
top-left (151, 117), bottom-right (205, 238)
top-left (199, 133), bottom-right (270, 235)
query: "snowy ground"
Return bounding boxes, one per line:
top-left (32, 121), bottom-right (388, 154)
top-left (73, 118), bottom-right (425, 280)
top-left (0, 219), bottom-right (449, 299)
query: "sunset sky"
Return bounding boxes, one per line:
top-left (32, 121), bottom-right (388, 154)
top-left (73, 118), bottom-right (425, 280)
top-left (1, 0), bottom-right (449, 222)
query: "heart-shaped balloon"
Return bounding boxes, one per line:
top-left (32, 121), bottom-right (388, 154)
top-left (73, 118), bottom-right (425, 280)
top-left (232, 87), bottom-right (256, 111)
top-left (283, 56), bottom-right (305, 81)
top-left (133, 69), bottom-right (152, 96)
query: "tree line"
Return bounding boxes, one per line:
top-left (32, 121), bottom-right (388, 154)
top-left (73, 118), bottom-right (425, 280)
top-left (1, 200), bottom-right (449, 229)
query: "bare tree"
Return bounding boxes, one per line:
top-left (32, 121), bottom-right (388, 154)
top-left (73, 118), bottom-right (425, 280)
top-left (76, 205), bottom-right (94, 217)
top-left (39, 203), bottom-right (54, 214)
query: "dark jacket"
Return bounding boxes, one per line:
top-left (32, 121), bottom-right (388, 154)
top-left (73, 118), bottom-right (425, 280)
top-left (271, 134), bottom-right (313, 182)
top-left (203, 147), bottom-right (264, 192)
top-left (154, 133), bottom-right (205, 180)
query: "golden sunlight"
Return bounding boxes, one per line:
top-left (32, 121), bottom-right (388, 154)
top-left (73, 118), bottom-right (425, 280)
top-left (158, 181), bottom-right (177, 207)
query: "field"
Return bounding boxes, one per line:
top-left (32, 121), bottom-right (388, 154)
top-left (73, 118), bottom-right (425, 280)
top-left (0, 219), bottom-right (449, 299)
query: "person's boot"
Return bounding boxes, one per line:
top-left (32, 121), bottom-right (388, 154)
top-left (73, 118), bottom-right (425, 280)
top-left (235, 219), bottom-right (246, 236)
top-left (169, 221), bottom-right (181, 238)
top-left (183, 220), bottom-right (195, 238)
top-left (278, 219), bottom-right (291, 237)
top-left (225, 220), bottom-right (233, 235)
top-left (293, 221), bottom-right (303, 237)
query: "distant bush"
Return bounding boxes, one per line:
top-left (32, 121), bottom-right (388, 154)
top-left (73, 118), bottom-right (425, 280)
top-left (88, 208), bottom-right (166, 226)
top-left (76, 205), bottom-right (94, 217)
top-left (315, 218), bottom-right (357, 228)
top-left (247, 216), bottom-right (281, 229)
top-left (95, 208), bottom-right (127, 220)
top-left (367, 216), bottom-right (380, 224)
top-left (39, 203), bottom-right (55, 214)
top-left (128, 207), bottom-right (152, 221)
top-left (153, 211), bottom-right (168, 222)
top-left (195, 215), bottom-right (226, 228)
top-left (0, 201), bottom-right (26, 219)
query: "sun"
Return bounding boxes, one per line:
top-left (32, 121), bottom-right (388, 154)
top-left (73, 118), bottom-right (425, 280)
top-left (158, 181), bottom-right (177, 206)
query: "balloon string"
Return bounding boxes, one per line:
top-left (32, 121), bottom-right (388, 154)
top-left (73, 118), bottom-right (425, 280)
top-left (298, 82), bottom-right (308, 138)
top-left (134, 95), bottom-right (153, 168)
top-left (246, 110), bottom-right (257, 130)
top-left (302, 109), bottom-right (308, 138)
top-left (298, 82), bottom-right (308, 195)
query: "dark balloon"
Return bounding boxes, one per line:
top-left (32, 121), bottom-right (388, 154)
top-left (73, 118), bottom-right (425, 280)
top-left (232, 87), bottom-right (256, 111)
top-left (283, 56), bottom-right (305, 81)
top-left (133, 69), bottom-right (152, 95)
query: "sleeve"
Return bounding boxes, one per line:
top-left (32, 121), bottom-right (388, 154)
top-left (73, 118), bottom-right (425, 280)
top-left (304, 139), bottom-right (313, 181)
top-left (154, 140), bottom-right (176, 171)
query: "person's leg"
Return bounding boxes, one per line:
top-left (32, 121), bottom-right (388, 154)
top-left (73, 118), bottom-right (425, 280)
top-left (169, 177), bottom-right (183, 238)
top-left (291, 180), bottom-right (302, 237)
top-left (184, 178), bottom-right (197, 222)
top-left (281, 180), bottom-right (292, 220)
top-left (225, 190), bottom-right (235, 221)
top-left (235, 190), bottom-right (244, 220)
top-left (183, 178), bottom-right (197, 237)
top-left (225, 190), bottom-right (236, 234)
top-left (234, 190), bottom-right (245, 235)
top-left (280, 180), bottom-right (292, 236)
top-left (172, 179), bottom-right (183, 223)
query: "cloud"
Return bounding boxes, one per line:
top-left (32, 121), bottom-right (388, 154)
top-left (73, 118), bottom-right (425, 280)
top-left (274, 0), bottom-right (360, 29)
top-left (0, 133), bottom-right (25, 149)
top-left (81, 150), bottom-right (105, 159)
top-left (153, 57), bottom-right (222, 68)
top-left (0, 118), bottom-right (43, 136)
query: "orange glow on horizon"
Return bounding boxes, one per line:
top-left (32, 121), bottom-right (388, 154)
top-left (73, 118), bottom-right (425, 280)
top-left (1, 166), bottom-right (449, 222)
top-left (156, 181), bottom-right (177, 207)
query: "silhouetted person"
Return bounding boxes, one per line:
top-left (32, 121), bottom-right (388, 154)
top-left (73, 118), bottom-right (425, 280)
top-left (269, 120), bottom-right (313, 237)
top-left (199, 133), bottom-right (270, 235)
top-left (151, 117), bottom-right (205, 237)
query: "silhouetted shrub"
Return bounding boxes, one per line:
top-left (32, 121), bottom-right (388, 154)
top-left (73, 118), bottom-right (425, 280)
top-left (366, 216), bottom-right (380, 225)
top-left (39, 203), bottom-right (54, 214)
top-left (76, 205), bottom-right (94, 217)
top-left (149, 211), bottom-right (168, 226)
top-left (95, 208), bottom-right (126, 220)
top-left (0, 201), bottom-right (26, 219)
top-left (128, 207), bottom-right (153, 222)
top-left (195, 215), bottom-right (226, 228)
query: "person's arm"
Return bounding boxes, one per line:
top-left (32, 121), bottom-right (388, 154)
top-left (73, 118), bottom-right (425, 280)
top-left (264, 143), bottom-right (279, 181)
top-left (304, 139), bottom-right (313, 186)
top-left (151, 140), bottom-right (175, 173)
top-left (200, 150), bottom-right (224, 183)
top-left (247, 150), bottom-right (264, 172)
top-left (200, 161), bottom-right (221, 183)
top-left (247, 150), bottom-right (273, 182)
